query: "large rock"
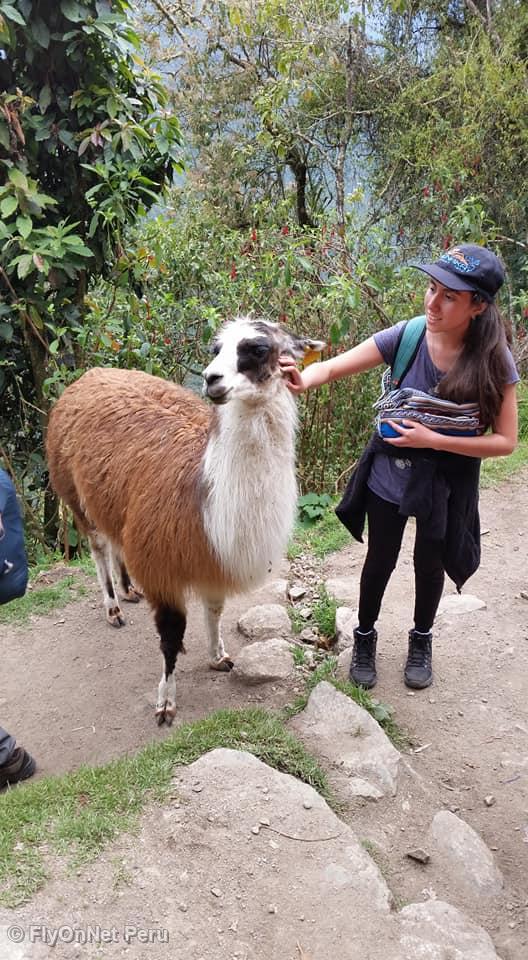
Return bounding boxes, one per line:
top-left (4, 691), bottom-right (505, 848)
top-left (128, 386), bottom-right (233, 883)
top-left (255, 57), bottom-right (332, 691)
top-left (232, 638), bottom-right (294, 684)
top-left (335, 605), bottom-right (356, 652)
top-left (428, 810), bottom-right (504, 897)
top-left (0, 751), bottom-right (504, 960)
top-left (437, 593), bottom-right (487, 616)
top-left (237, 603), bottom-right (292, 641)
top-left (247, 578), bottom-right (289, 603)
top-left (289, 681), bottom-right (400, 798)
top-left (399, 900), bottom-right (501, 959)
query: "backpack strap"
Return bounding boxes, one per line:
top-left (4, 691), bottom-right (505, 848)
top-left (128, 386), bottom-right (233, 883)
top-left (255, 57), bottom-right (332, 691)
top-left (391, 315), bottom-right (426, 387)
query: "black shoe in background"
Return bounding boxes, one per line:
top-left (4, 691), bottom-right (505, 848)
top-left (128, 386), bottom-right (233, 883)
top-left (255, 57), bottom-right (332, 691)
top-left (349, 627), bottom-right (378, 689)
top-left (0, 747), bottom-right (36, 790)
top-left (404, 630), bottom-right (433, 689)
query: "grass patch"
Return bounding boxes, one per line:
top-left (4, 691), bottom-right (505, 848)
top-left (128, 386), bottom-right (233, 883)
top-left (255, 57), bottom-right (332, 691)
top-left (311, 584), bottom-right (338, 640)
top-left (0, 555), bottom-right (95, 626)
top-left (480, 438), bottom-right (528, 487)
top-left (283, 657), bottom-right (409, 750)
top-left (292, 644), bottom-right (307, 666)
top-left (0, 575), bottom-right (88, 626)
top-left (0, 707), bottom-right (331, 908)
top-left (288, 606), bottom-right (305, 635)
top-left (288, 500), bottom-right (351, 559)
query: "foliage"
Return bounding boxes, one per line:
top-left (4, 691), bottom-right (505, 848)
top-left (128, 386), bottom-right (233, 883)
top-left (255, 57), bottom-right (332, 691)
top-left (297, 492), bottom-right (333, 525)
top-left (2, 0), bottom-right (527, 551)
top-left (0, 0), bottom-right (182, 536)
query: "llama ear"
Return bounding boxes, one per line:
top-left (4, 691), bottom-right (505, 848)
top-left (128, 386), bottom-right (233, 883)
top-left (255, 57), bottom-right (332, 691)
top-left (284, 335), bottom-right (326, 360)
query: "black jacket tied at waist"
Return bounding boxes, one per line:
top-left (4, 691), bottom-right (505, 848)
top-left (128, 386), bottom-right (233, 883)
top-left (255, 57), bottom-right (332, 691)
top-left (335, 434), bottom-right (481, 591)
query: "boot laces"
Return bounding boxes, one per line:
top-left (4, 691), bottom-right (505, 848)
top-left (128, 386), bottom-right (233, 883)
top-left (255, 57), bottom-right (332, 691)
top-left (354, 635), bottom-right (375, 668)
top-left (408, 634), bottom-right (431, 666)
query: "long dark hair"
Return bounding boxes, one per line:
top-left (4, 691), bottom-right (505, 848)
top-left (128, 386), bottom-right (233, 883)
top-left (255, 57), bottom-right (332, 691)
top-left (435, 298), bottom-right (511, 428)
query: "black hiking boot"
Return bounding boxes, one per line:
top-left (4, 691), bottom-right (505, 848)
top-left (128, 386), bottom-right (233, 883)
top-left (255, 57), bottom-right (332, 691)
top-left (0, 746), bottom-right (36, 790)
top-left (349, 628), bottom-right (377, 689)
top-left (404, 630), bottom-right (433, 689)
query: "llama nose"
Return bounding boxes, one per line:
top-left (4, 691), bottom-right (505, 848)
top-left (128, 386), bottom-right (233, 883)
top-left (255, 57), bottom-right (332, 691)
top-left (205, 372), bottom-right (223, 387)
top-left (204, 371), bottom-right (229, 402)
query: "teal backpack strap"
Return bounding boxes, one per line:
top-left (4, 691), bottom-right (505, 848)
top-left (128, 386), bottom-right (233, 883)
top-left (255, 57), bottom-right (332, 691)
top-left (391, 315), bottom-right (426, 387)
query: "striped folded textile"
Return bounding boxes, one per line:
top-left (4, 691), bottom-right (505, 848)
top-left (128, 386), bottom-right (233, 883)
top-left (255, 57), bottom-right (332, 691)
top-left (374, 379), bottom-right (483, 438)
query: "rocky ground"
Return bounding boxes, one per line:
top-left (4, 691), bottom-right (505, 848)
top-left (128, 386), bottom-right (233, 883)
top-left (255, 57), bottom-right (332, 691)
top-left (1, 468), bottom-right (527, 959)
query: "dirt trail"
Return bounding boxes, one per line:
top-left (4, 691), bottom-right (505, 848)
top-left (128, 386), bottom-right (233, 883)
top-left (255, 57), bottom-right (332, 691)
top-left (1, 469), bottom-right (527, 957)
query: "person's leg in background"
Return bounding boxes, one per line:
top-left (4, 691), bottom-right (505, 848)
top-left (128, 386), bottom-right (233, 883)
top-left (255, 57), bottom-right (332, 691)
top-left (404, 527), bottom-right (445, 689)
top-left (351, 490), bottom-right (408, 687)
top-left (0, 725), bottom-right (35, 789)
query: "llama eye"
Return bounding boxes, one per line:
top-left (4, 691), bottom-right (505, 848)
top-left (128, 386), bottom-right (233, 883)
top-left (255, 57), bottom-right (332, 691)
top-left (248, 341), bottom-right (271, 358)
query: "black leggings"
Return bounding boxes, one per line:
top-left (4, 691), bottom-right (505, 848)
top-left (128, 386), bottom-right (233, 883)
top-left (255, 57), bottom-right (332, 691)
top-left (358, 489), bottom-right (445, 634)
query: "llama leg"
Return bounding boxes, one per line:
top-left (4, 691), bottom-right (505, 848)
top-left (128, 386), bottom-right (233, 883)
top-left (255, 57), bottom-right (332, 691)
top-left (111, 547), bottom-right (143, 603)
top-left (88, 530), bottom-right (125, 627)
top-left (154, 603), bottom-right (186, 726)
top-left (203, 597), bottom-right (233, 672)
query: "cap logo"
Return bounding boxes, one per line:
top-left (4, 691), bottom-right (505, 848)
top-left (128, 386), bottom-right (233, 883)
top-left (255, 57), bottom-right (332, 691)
top-left (440, 247), bottom-right (481, 274)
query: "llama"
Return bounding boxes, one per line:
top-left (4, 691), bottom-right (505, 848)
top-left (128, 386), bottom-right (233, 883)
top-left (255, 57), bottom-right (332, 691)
top-left (46, 317), bottom-right (324, 724)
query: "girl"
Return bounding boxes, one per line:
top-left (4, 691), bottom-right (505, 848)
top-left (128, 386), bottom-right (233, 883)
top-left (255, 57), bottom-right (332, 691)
top-left (280, 243), bottom-right (519, 690)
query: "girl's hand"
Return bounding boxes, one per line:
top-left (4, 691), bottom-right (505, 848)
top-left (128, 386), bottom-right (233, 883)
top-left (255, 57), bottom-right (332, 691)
top-left (383, 419), bottom-right (438, 449)
top-left (279, 355), bottom-right (308, 394)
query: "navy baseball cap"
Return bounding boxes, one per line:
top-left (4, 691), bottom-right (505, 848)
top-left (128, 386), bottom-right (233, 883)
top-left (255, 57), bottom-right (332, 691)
top-left (412, 244), bottom-right (505, 302)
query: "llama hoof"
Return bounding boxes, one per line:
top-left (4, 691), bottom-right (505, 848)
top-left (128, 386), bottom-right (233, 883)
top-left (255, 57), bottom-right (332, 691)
top-left (107, 606), bottom-right (125, 627)
top-left (155, 701), bottom-right (177, 726)
top-left (210, 655), bottom-right (234, 672)
top-left (123, 587), bottom-right (143, 603)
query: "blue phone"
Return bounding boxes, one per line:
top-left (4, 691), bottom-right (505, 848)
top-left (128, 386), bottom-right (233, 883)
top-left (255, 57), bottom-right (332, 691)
top-left (378, 421), bottom-right (411, 439)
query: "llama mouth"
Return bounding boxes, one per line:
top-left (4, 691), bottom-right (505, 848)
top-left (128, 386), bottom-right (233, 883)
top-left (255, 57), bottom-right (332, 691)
top-left (207, 389), bottom-right (232, 405)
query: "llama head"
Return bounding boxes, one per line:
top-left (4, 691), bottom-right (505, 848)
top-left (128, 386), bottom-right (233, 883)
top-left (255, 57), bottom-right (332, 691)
top-left (203, 316), bottom-right (325, 404)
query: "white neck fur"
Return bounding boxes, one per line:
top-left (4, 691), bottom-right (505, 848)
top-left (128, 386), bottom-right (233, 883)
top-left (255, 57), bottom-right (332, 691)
top-left (202, 383), bottom-right (298, 589)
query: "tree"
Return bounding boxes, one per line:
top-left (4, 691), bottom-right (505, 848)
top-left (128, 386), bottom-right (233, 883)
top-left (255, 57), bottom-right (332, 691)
top-left (0, 0), bottom-right (182, 539)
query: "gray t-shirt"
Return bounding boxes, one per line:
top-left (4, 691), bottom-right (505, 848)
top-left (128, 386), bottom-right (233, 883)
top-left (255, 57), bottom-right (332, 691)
top-left (368, 320), bottom-right (520, 505)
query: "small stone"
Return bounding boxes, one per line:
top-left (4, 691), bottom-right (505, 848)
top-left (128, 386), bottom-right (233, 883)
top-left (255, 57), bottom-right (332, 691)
top-left (211, 887), bottom-right (222, 898)
top-left (288, 584), bottom-right (307, 601)
top-left (179, 903), bottom-right (188, 912)
top-left (192, 782), bottom-right (204, 792)
top-left (484, 795), bottom-right (496, 807)
top-left (406, 848), bottom-right (430, 865)
top-left (259, 817), bottom-right (270, 826)
top-left (268, 904), bottom-right (277, 914)
top-left (303, 800), bottom-right (313, 810)
top-left (251, 825), bottom-right (260, 835)
top-left (299, 607), bottom-right (312, 620)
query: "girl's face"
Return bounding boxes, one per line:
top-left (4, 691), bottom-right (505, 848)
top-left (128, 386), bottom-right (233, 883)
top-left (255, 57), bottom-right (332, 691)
top-left (424, 280), bottom-right (485, 336)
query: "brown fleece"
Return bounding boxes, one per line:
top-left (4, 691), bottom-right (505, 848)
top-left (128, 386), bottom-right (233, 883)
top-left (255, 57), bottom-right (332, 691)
top-left (46, 368), bottom-right (239, 608)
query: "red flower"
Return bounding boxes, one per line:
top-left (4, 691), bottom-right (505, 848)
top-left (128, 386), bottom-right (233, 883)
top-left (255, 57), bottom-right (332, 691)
top-left (230, 264), bottom-right (237, 279)
top-left (422, 186), bottom-right (430, 198)
top-left (281, 225), bottom-right (289, 235)
top-left (251, 228), bottom-right (257, 242)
